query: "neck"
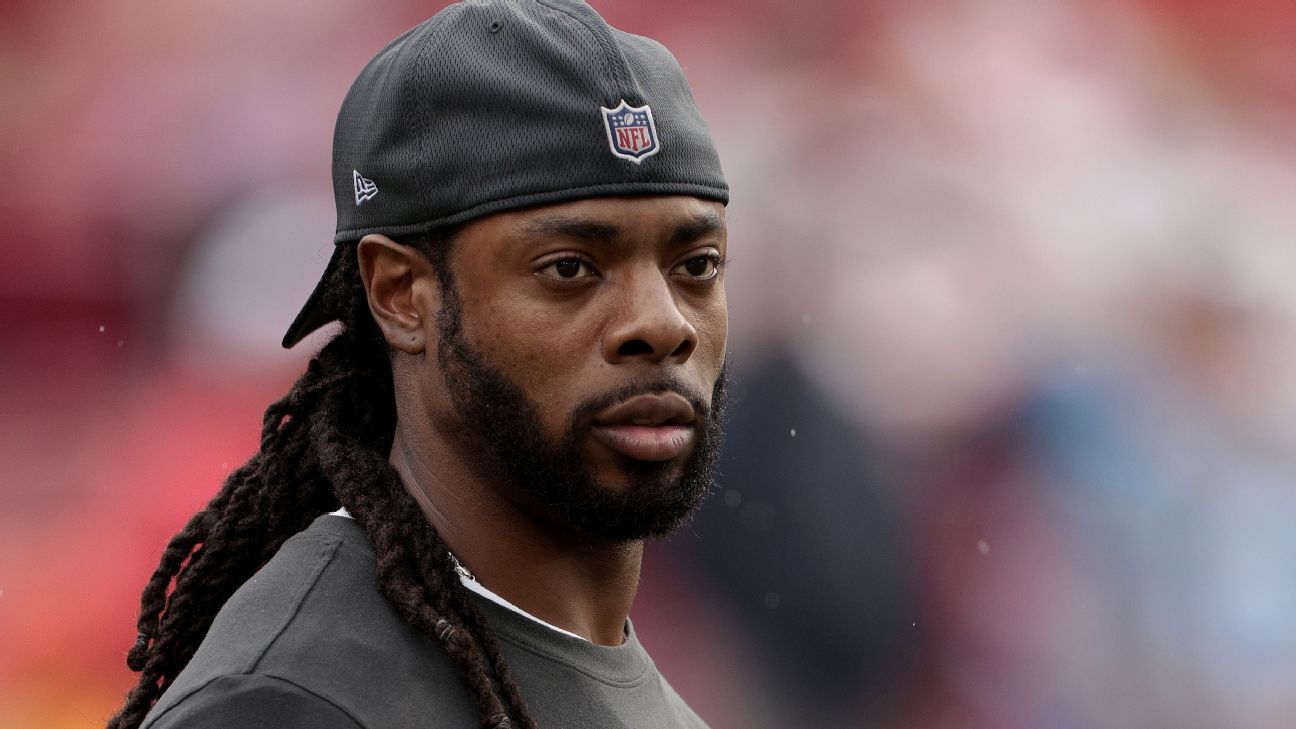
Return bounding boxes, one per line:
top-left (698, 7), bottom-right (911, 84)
top-left (389, 425), bottom-right (642, 646)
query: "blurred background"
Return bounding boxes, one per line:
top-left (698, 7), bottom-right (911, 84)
top-left (3, 0), bottom-right (1295, 727)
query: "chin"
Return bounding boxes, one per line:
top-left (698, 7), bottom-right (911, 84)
top-left (541, 466), bottom-right (713, 543)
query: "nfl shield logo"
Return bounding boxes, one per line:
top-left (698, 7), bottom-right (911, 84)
top-left (600, 101), bottom-right (660, 163)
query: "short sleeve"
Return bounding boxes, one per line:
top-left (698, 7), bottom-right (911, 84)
top-left (143, 673), bottom-right (364, 729)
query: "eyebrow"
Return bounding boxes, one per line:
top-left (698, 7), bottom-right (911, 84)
top-left (520, 217), bottom-right (621, 245)
top-left (668, 210), bottom-right (725, 245)
top-left (518, 210), bottom-right (725, 249)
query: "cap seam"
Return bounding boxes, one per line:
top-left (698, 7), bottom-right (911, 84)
top-left (534, 0), bottom-right (631, 100)
top-left (406, 7), bottom-right (461, 214)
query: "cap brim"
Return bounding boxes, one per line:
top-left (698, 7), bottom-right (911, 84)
top-left (281, 246), bottom-right (347, 349)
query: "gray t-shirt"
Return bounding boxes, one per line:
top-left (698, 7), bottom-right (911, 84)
top-left (141, 515), bottom-right (708, 729)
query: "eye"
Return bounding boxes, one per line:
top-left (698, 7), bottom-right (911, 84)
top-left (673, 252), bottom-right (723, 280)
top-left (537, 256), bottom-right (597, 281)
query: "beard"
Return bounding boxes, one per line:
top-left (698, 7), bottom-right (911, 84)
top-left (433, 288), bottom-right (727, 543)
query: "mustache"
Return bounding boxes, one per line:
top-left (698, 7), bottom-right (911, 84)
top-left (567, 376), bottom-right (718, 432)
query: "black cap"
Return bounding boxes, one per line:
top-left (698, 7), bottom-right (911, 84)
top-left (282, 0), bottom-right (728, 348)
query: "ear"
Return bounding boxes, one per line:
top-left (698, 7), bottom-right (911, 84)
top-left (357, 234), bottom-right (438, 354)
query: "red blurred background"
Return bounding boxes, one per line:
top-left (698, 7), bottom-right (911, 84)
top-left (4, 1), bottom-right (1296, 727)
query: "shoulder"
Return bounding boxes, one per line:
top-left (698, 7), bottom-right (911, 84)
top-left (160, 516), bottom-right (362, 683)
top-left (143, 674), bottom-right (363, 729)
top-left (144, 516), bottom-right (478, 728)
top-left (657, 673), bottom-right (712, 729)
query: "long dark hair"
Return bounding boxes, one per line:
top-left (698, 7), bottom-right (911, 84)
top-left (110, 232), bottom-right (538, 729)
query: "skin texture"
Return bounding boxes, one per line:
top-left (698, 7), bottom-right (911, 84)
top-left (358, 195), bottom-right (728, 645)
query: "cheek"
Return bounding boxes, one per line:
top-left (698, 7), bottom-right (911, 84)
top-left (457, 280), bottom-right (728, 427)
top-left (461, 290), bottom-right (598, 421)
top-left (688, 291), bottom-right (729, 366)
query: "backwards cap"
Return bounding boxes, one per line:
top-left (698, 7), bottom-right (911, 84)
top-left (282, 0), bottom-right (728, 348)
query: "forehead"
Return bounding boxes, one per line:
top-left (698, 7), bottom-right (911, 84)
top-left (457, 195), bottom-right (727, 251)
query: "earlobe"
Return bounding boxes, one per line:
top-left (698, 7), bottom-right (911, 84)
top-left (357, 234), bottom-right (438, 354)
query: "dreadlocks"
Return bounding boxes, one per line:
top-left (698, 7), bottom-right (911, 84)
top-left (109, 232), bottom-right (539, 729)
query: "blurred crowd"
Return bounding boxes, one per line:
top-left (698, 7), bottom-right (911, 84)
top-left (3, 1), bottom-right (1295, 727)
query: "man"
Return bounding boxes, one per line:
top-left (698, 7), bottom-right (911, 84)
top-left (109, 2), bottom-right (729, 728)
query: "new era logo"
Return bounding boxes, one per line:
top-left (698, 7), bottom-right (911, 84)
top-left (353, 170), bottom-right (378, 205)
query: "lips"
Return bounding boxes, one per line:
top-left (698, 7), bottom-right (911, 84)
top-left (590, 392), bottom-right (697, 462)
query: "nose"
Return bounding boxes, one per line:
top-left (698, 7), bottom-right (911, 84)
top-left (602, 267), bottom-right (698, 365)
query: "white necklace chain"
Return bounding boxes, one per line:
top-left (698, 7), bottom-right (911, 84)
top-left (447, 551), bottom-right (476, 582)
